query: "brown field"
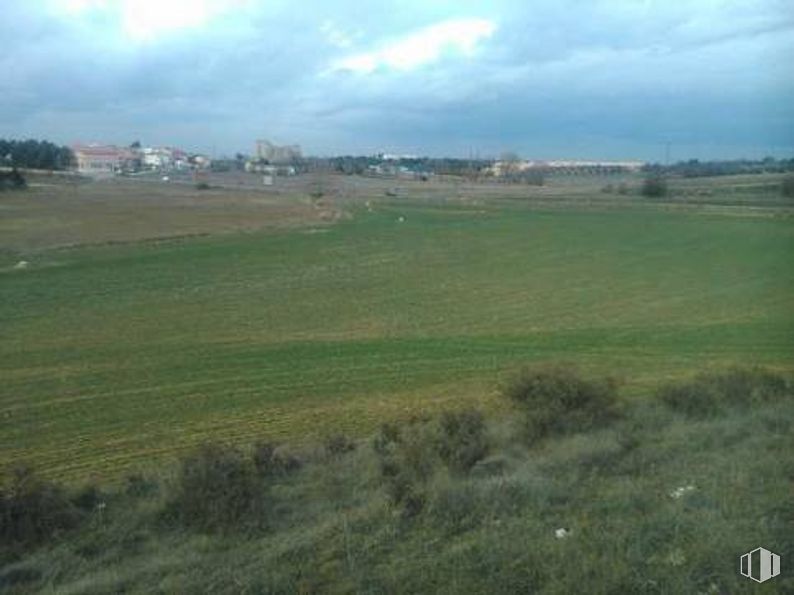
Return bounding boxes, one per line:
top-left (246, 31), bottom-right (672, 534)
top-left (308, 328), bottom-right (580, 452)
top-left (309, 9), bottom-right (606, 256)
top-left (4, 169), bottom-right (790, 259)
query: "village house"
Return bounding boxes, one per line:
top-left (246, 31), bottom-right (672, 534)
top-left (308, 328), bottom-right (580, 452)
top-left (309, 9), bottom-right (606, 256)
top-left (72, 144), bottom-right (134, 174)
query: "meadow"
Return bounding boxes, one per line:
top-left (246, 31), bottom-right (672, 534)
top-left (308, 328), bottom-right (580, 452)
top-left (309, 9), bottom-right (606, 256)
top-left (1, 173), bottom-right (793, 483)
top-left (1, 172), bottom-right (793, 593)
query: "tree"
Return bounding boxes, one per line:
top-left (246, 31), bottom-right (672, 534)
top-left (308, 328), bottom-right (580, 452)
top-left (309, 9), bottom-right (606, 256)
top-left (499, 151), bottom-right (522, 180)
top-left (0, 139), bottom-right (74, 171)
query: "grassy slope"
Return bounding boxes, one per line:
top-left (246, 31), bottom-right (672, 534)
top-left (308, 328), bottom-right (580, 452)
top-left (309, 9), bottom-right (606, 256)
top-left (2, 202), bottom-right (793, 481)
top-left (2, 396), bottom-right (792, 594)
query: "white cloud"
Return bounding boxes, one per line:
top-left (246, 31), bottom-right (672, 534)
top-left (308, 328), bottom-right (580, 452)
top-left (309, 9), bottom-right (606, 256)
top-left (331, 18), bottom-right (496, 74)
top-left (320, 20), bottom-right (359, 49)
top-left (56, 0), bottom-right (247, 41)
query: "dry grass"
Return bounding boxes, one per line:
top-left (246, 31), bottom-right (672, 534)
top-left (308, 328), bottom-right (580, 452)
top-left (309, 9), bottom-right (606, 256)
top-left (0, 175), bottom-right (335, 254)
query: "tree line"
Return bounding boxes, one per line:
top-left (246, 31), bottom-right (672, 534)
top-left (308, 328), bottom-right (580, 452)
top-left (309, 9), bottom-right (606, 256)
top-left (644, 156), bottom-right (794, 178)
top-left (0, 139), bottom-right (74, 171)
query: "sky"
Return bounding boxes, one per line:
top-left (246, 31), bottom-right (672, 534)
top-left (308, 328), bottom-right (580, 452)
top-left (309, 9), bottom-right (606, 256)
top-left (1, 0), bottom-right (792, 160)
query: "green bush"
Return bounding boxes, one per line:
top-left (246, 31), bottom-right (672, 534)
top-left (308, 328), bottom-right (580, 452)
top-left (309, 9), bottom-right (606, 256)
top-left (435, 409), bottom-right (489, 473)
top-left (502, 363), bottom-right (620, 443)
top-left (0, 466), bottom-right (80, 547)
top-left (168, 443), bottom-right (265, 532)
top-left (658, 366), bottom-right (790, 418)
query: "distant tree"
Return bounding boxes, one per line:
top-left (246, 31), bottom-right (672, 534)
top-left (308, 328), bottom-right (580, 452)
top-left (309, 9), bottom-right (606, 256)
top-left (130, 140), bottom-right (141, 149)
top-left (499, 151), bottom-right (522, 180)
top-left (0, 139), bottom-right (74, 171)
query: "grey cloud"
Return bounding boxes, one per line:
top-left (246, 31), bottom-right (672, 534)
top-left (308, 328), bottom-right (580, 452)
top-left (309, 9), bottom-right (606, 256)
top-left (0, 0), bottom-right (791, 159)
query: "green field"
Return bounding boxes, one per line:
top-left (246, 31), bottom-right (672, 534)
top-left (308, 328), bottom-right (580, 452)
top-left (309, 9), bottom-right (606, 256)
top-left (2, 181), bottom-right (793, 482)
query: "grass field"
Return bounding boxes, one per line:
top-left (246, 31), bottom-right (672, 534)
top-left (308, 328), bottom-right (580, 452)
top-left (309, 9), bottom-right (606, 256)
top-left (2, 174), bottom-right (793, 483)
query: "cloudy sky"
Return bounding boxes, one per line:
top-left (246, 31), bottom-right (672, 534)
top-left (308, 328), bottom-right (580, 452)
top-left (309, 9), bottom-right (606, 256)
top-left (1, 0), bottom-right (792, 160)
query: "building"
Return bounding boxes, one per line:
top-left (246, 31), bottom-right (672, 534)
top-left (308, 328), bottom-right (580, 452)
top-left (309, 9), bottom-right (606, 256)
top-left (489, 159), bottom-right (645, 177)
top-left (245, 162), bottom-right (296, 176)
top-left (255, 140), bottom-right (302, 164)
top-left (72, 144), bottom-right (134, 174)
top-left (141, 147), bottom-right (172, 170)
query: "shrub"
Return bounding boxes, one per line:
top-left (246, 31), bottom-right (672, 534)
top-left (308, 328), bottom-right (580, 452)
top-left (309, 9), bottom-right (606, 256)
top-left (502, 364), bottom-right (620, 443)
top-left (0, 169), bottom-right (26, 191)
top-left (425, 480), bottom-right (481, 534)
top-left (71, 484), bottom-right (104, 512)
top-left (125, 474), bottom-right (159, 498)
top-left (0, 466), bottom-right (80, 547)
top-left (168, 443), bottom-right (265, 532)
top-left (658, 367), bottom-right (790, 418)
top-left (195, 182), bottom-right (211, 190)
top-left (435, 409), bottom-right (489, 473)
top-left (252, 441), bottom-right (302, 477)
top-left (323, 434), bottom-right (356, 457)
top-left (372, 421), bottom-right (438, 516)
top-left (782, 174), bottom-right (794, 198)
top-left (641, 176), bottom-right (668, 198)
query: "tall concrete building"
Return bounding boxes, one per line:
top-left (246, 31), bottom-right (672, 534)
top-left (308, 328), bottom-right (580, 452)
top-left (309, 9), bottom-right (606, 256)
top-left (255, 140), bottom-right (302, 164)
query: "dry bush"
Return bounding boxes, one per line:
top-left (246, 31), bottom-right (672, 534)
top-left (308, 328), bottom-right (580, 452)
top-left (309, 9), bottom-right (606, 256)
top-left (168, 443), bottom-right (266, 532)
top-left (372, 421), bottom-right (438, 516)
top-left (323, 434), bottom-right (357, 458)
top-left (435, 409), bottom-right (489, 473)
top-left (0, 466), bottom-right (80, 547)
top-left (252, 441), bottom-right (302, 477)
top-left (502, 363), bottom-right (620, 443)
top-left (641, 176), bottom-right (668, 198)
top-left (657, 366), bottom-right (790, 418)
top-left (782, 174), bottom-right (794, 198)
